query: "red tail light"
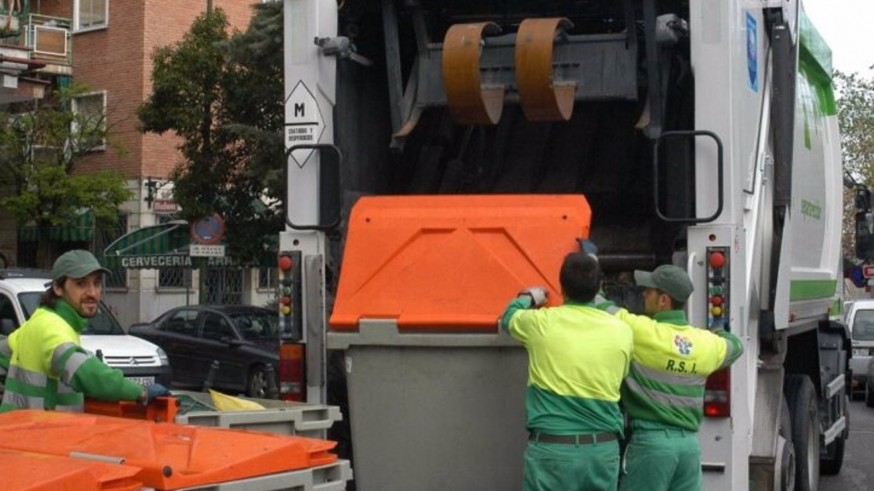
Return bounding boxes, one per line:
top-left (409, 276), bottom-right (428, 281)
top-left (279, 343), bottom-right (305, 401)
top-left (704, 368), bottom-right (730, 417)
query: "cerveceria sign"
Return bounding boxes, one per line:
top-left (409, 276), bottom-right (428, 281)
top-left (119, 255), bottom-right (241, 269)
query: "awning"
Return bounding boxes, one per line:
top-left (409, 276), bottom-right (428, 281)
top-left (18, 211), bottom-right (94, 243)
top-left (102, 221), bottom-right (276, 269)
top-left (102, 221), bottom-right (193, 269)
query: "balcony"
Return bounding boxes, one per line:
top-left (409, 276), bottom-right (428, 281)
top-left (24, 14), bottom-right (73, 75)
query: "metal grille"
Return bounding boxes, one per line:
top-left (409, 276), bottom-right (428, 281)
top-left (157, 216), bottom-right (186, 287)
top-left (204, 267), bottom-right (244, 305)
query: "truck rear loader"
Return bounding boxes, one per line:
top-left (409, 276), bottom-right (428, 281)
top-left (276, 1), bottom-right (858, 490)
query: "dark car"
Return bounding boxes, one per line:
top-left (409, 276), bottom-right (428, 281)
top-left (129, 305), bottom-right (284, 398)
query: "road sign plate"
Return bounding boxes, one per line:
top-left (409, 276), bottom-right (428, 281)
top-left (285, 80), bottom-right (325, 168)
top-left (190, 244), bottom-right (226, 257)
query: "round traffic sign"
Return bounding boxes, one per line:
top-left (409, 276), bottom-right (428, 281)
top-left (190, 213), bottom-right (226, 245)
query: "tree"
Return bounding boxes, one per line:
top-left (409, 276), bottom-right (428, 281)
top-left (836, 71), bottom-right (874, 183)
top-left (835, 71), bottom-right (874, 263)
top-left (0, 84), bottom-right (131, 268)
top-left (138, 4), bottom-right (284, 264)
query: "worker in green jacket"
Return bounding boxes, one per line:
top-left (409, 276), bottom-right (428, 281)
top-left (501, 251), bottom-right (633, 491)
top-left (0, 250), bottom-right (170, 412)
top-left (599, 264), bottom-right (743, 491)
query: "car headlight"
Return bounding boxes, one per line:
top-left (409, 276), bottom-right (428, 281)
top-left (157, 347), bottom-right (170, 365)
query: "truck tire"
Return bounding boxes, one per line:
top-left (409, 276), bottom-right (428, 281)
top-left (777, 397), bottom-right (795, 491)
top-left (820, 393), bottom-right (848, 475)
top-left (785, 374), bottom-right (820, 491)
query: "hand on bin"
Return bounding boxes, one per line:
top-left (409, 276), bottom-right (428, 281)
top-left (518, 287), bottom-right (548, 308)
top-left (140, 383), bottom-right (172, 405)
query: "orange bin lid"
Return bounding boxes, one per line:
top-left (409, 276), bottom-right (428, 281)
top-left (1, 448), bottom-right (143, 491)
top-left (0, 410), bottom-right (337, 490)
top-left (330, 194), bottom-right (592, 331)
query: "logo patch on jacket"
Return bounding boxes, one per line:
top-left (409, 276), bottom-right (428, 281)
top-left (673, 335), bottom-right (693, 356)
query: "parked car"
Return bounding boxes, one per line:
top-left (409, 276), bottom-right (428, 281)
top-left (0, 268), bottom-right (171, 387)
top-left (129, 305), bottom-right (290, 398)
top-left (847, 299), bottom-right (874, 399)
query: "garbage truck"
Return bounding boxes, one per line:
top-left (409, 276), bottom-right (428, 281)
top-left (277, 0), bottom-right (856, 490)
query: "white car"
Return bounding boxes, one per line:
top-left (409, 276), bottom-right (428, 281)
top-left (846, 299), bottom-right (874, 400)
top-left (0, 269), bottom-right (171, 387)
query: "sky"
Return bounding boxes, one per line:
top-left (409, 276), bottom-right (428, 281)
top-left (803, 0), bottom-right (874, 76)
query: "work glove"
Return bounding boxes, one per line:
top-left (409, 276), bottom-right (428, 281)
top-left (578, 238), bottom-right (599, 260)
top-left (140, 383), bottom-right (172, 404)
top-left (518, 287), bottom-right (549, 308)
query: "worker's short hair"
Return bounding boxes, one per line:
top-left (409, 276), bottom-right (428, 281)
top-left (559, 252), bottom-right (601, 303)
top-left (40, 278), bottom-right (65, 309)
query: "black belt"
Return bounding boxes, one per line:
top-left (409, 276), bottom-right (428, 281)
top-left (528, 432), bottom-right (617, 445)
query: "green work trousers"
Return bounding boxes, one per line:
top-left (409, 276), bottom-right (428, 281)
top-left (619, 428), bottom-right (701, 491)
top-left (523, 438), bottom-right (620, 491)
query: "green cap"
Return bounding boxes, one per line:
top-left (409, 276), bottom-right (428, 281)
top-left (634, 264), bottom-right (693, 302)
top-left (52, 250), bottom-right (111, 280)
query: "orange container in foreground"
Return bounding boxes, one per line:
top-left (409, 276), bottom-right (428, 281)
top-left (0, 409), bottom-right (337, 490)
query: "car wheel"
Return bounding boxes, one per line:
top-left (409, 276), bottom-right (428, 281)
top-left (247, 365), bottom-right (268, 399)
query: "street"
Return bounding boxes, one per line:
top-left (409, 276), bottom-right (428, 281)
top-left (821, 399), bottom-right (874, 490)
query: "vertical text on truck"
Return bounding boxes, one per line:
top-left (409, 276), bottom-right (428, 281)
top-left (277, 1), bottom-right (863, 490)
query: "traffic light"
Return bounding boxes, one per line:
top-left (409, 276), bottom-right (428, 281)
top-left (277, 251), bottom-right (303, 342)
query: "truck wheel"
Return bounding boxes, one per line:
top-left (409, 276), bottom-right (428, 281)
top-left (785, 374), bottom-right (820, 491)
top-left (820, 393), bottom-right (849, 476)
top-left (247, 365), bottom-right (268, 398)
top-left (777, 397), bottom-right (795, 491)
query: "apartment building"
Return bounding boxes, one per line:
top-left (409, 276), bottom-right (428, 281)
top-left (0, 1), bottom-right (278, 327)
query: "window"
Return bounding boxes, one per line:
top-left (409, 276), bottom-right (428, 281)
top-left (74, 0), bottom-right (108, 31)
top-left (71, 91), bottom-right (107, 152)
top-left (0, 294), bottom-right (19, 334)
top-left (163, 309), bottom-right (198, 335)
top-left (201, 312), bottom-right (234, 341)
top-left (258, 267), bottom-right (278, 289)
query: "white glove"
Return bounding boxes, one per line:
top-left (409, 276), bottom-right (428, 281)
top-left (518, 287), bottom-right (549, 307)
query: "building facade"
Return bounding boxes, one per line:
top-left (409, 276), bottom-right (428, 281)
top-left (0, 1), bottom-right (277, 327)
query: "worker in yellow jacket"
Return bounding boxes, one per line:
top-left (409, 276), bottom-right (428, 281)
top-left (501, 252), bottom-right (633, 491)
top-left (0, 250), bottom-right (169, 412)
top-left (598, 264), bottom-right (743, 491)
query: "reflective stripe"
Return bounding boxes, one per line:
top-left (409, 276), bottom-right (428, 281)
top-left (624, 376), bottom-right (703, 410)
top-left (51, 342), bottom-right (81, 376)
top-left (718, 338), bottom-right (739, 369)
top-left (10, 364), bottom-right (49, 388)
top-left (55, 402), bottom-right (84, 412)
top-left (1, 388), bottom-right (44, 410)
top-left (631, 361), bottom-right (707, 387)
top-left (58, 351), bottom-right (89, 385)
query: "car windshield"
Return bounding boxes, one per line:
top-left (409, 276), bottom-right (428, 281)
top-left (853, 309), bottom-right (874, 341)
top-left (17, 291), bottom-right (124, 335)
top-left (231, 311), bottom-right (279, 341)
